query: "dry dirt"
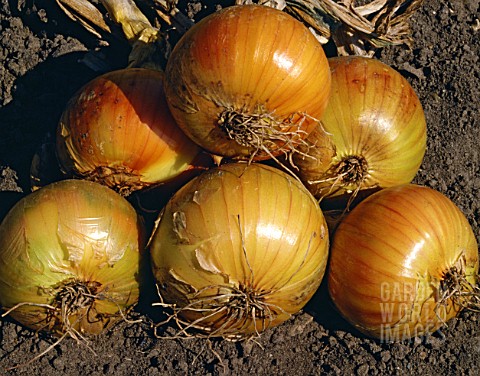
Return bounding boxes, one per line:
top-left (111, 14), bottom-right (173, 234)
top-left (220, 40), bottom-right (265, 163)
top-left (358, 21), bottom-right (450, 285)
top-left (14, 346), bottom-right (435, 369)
top-left (1, 0), bottom-right (479, 375)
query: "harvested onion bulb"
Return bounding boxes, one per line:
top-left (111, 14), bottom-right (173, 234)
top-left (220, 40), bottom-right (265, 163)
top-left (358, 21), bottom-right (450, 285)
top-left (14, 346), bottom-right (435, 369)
top-left (56, 68), bottom-right (204, 196)
top-left (164, 4), bottom-right (331, 160)
top-left (0, 179), bottom-right (144, 336)
top-left (150, 163), bottom-right (329, 339)
top-left (328, 184), bottom-right (479, 341)
top-left (293, 56), bottom-right (427, 199)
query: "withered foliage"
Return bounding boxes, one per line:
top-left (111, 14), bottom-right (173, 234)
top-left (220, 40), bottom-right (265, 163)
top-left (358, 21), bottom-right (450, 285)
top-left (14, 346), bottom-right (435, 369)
top-left (43, 0), bottom-right (424, 58)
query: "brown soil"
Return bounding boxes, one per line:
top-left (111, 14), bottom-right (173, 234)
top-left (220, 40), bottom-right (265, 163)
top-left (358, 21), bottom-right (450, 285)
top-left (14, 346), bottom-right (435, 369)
top-left (1, 0), bottom-right (479, 374)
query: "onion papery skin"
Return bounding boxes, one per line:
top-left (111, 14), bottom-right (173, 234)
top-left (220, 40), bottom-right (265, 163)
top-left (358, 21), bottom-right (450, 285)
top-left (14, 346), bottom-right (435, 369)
top-left (328, 184), bottom-right (478, 341)
top-left (0, 180), bottom-right (144, 335)
top-left (293, 56), bottom-right (427, 199)
top-left (164, 4), bottom-right (331, 160)
top-left (150, 163), bottom-right (329, 338)
top-left (56, 68), bottom-right (203, 196)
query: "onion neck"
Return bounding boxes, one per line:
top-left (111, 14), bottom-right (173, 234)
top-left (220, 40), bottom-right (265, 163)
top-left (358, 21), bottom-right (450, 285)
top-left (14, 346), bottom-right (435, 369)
top-left (157, 282), bottom-right (286, 340)
top-left (80, 165), bottom-right (149, 196)
top-left (45, 279), bottom-right (107, 335)
top-left (334, 155), bottom-right (368, 189)
top-left (439, 255), bottom-right (479, 312)
top-left (218, 107), bottom-right (308, 159)
top-left (100, 0), bottom-right (164, 70)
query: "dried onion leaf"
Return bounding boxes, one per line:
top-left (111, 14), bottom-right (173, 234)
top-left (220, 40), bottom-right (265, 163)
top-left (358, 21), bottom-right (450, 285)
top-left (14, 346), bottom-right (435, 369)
top-left (53, 0), bottom-right (425, 58)
top-left (240, 0), bottom-right (425, 56)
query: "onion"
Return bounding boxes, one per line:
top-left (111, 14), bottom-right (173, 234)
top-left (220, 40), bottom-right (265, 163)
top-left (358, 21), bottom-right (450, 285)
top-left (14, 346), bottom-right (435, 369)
top-left (328, 184), bottom-right (479, 341)
top-left (149, 162), bottom-right (329, 339)
top-left (164, 4), bottom-right (331, 161)
top-left (0, 179), bottom-right (144, 336)
top-left (293, 56), bottom-right (427, 200)
top-left (56, 68), bottom-right (205, 196)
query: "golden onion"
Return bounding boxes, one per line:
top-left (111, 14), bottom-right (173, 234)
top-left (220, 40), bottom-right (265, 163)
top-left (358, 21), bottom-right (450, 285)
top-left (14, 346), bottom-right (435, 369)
top-left (149, 163), bottom-right (329, 339)
top-left (0, 179), bottom-right (144, 336)
top-left (164, 4), bottom-right (331, 160)
top-left (293, 56), bottom-right (427, 199)
top-left (56, 68), bottom-right (205, 196)
top-left (328, 184), bottom-right (479, 341)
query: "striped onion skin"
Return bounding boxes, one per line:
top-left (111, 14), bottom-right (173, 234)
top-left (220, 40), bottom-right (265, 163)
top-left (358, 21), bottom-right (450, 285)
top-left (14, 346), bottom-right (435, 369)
top-left (150, 163), bottom-right (329, 339)
top-left (294, 56), bottom-right (427, 199)
top-left (56, 68), bottom-right (203, 196)
top-left (164, 4), bottom-right (331, 160)
top-left (0, 180), bottom-right (144, 335)
top-left (328, 184), bottom-right (478, 341)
